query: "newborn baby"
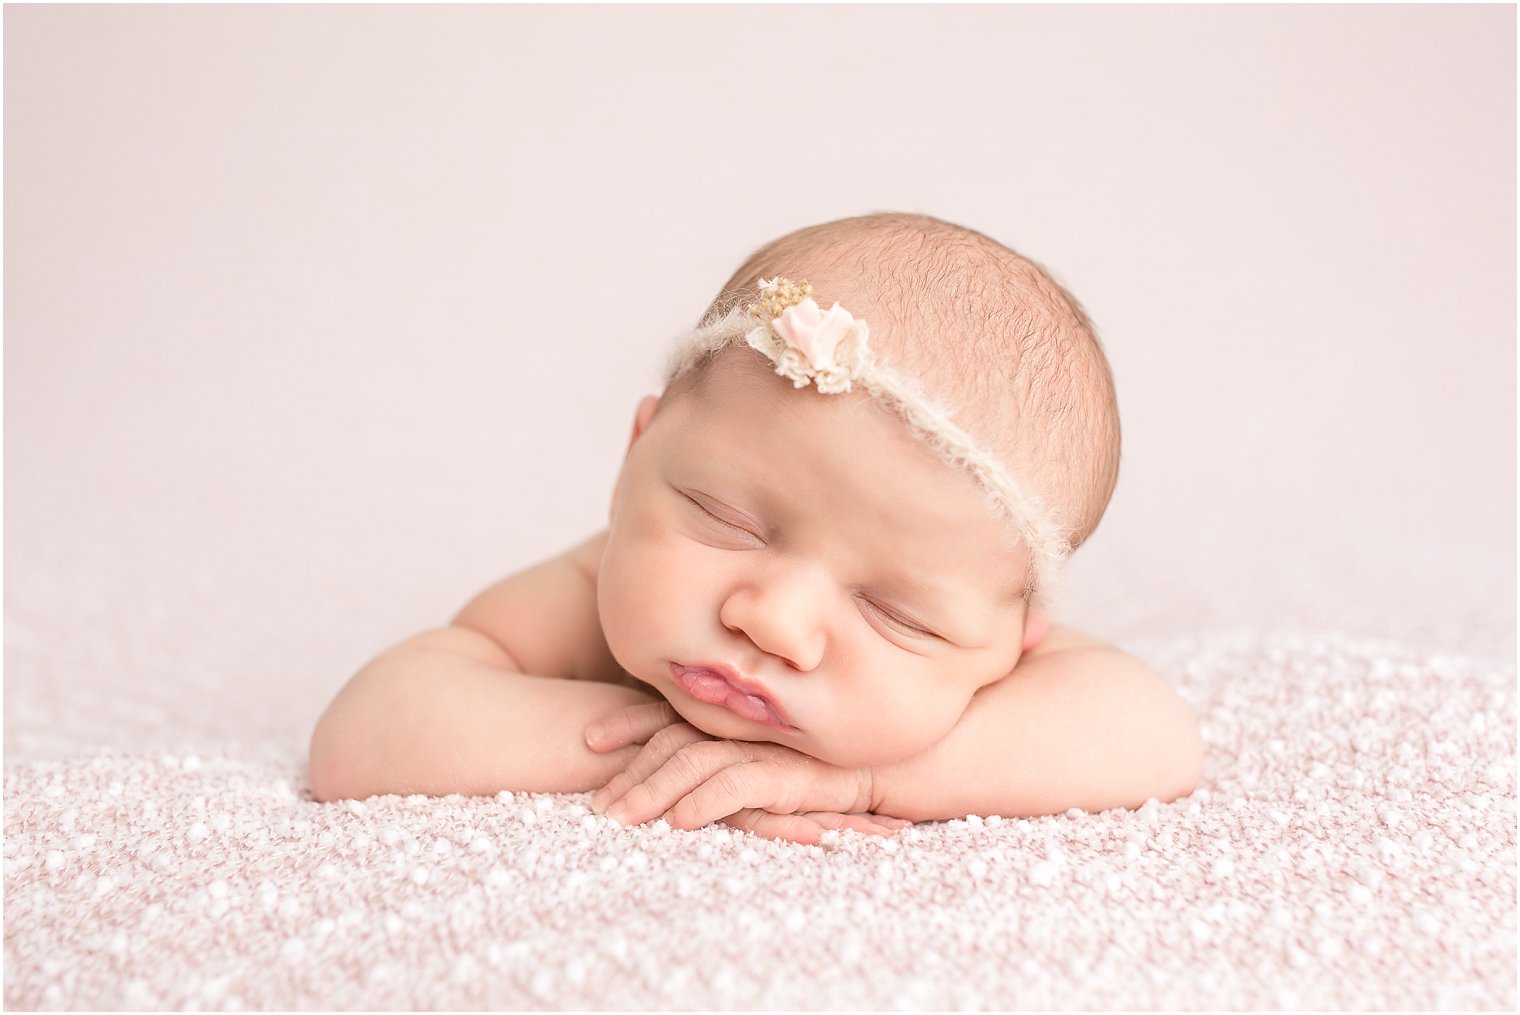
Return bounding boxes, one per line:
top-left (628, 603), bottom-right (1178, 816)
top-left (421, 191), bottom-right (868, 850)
top-left (310, 212), bottom-right (1202, 843)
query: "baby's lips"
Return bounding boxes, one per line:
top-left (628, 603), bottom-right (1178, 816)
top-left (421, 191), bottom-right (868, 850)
top-left (669, 662), bottom-right (798, 731)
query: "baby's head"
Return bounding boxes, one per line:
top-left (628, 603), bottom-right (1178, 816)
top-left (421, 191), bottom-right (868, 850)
top-left (597, 213), bottom-right (1120, 767)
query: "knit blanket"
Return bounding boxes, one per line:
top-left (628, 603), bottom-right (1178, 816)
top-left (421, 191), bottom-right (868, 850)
top-left (3, 631), bottom-right (1515, 1010)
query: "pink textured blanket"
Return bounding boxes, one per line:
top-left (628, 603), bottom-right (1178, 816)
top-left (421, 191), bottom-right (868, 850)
top-left (4, 631), bottom-right (1514, 1009)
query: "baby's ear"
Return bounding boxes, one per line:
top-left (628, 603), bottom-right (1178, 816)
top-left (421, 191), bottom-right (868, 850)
top-left (610, 396), bottom-right (663, 523)
top-left (1021, 606), bottom-right (1050, 653)
top-left (628, 395), bottom-right (660, 452)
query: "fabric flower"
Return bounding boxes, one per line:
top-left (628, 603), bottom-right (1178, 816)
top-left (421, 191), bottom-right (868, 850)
top-left (771, 298), bottom-right (856, 374)
top-left (743, 277), bottom-right (871, 393)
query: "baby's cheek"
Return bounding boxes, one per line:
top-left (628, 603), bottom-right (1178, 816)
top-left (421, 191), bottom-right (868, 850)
top-left (838, 687), bottom-right (968, 768)
top-left (598, 534), bottom-right (696, 669)
top-left (597, 549), bottom-right (656, 664)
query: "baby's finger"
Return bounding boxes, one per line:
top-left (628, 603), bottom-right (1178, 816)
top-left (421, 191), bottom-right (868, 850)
top-left (665, 759), bottom-right (865, 832)
top-left (584, 700), bottom-right (683, 753)
top-left (722, 809), bottom-right (825, 846)
top-left (661, 761), bottom-right (782, 832)
top-left (590, 723), bottom-right (710, 814)
top-left (722, 809), bottom-right (904, 844)
top-left (801, 811), bottom-right (906, 836)
top-left (841, 813), bottom-right (913, 831)
top-left (607, 739), bottom-right (752, 825)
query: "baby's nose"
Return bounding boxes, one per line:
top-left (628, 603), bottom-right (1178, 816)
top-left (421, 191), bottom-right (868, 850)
top-left (719, 567), bottom-right (829, 672)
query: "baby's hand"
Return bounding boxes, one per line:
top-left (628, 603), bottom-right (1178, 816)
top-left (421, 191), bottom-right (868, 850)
top-left (584, 702), bottom-right (910, 845)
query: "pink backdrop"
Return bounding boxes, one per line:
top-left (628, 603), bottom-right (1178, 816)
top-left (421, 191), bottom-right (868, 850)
top-left (5, 5), bottom-right (1514, 762)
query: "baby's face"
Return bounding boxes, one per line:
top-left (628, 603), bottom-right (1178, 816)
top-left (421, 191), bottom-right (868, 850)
top-left (597, 350), bottom-right (1034, 768)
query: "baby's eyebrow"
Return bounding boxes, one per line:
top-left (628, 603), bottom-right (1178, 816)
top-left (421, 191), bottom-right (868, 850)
top-left (894, 566), bottom-right (1007, 608)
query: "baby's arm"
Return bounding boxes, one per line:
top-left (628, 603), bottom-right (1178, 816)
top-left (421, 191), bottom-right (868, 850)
top-left (309, 538), bottom-right (661, 802)
top-left (868, 625), bottom-right (1202, 822)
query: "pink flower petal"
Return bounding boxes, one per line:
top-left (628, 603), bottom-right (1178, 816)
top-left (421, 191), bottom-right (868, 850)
top-left (774, 298), bottom-right (857, 371)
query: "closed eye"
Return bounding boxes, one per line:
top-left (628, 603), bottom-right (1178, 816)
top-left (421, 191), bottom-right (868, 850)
top-left (858, 596), bottom-right (937, 640)
top-left (682, 492), bottom-right (764, 543)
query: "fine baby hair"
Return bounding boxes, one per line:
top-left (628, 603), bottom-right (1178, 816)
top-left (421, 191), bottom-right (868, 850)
top-left (661, 212), bottom-right (1122, 607)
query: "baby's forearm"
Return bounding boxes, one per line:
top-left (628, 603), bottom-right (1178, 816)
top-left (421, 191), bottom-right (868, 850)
top-left (870, 648), bottom-right (1202, 823)
top-left (309, 627), bottom-right (659, 802)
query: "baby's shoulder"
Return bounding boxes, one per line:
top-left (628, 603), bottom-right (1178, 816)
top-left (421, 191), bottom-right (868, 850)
top-left (452, 531), bottom-right (621, 683)
top-left (564, 530), bottom-right (609, 585)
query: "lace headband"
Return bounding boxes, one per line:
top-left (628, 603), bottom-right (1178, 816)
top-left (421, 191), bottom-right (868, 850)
top-left (664, 277), bottom-right (1071, 606)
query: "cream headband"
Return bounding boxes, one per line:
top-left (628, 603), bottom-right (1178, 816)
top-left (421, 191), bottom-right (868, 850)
top-left (664, 277), bottom-right (1071, 606)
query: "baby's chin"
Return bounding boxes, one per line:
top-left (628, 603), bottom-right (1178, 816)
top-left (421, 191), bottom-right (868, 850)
top-left (661, 697), bottom-right (835, 758)
top-left (665, 701), bottom-right (891, 769)
top-left (671, 699), bottom-right (786, 743)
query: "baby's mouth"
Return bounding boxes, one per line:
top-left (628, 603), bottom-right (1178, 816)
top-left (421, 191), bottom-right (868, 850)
top-left (668, 663), bottom-right (798, 731)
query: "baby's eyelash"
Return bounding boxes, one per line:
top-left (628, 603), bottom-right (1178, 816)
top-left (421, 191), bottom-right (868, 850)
top-left (859, 597), bottom-right (935, 639)
top-left (683, 493), bottom-right (762, 540)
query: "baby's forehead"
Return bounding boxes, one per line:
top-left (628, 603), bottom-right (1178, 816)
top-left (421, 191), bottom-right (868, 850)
top-left (665, 357), bottom-right (1030, 606)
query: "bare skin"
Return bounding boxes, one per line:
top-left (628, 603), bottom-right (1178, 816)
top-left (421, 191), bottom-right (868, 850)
top-left (310, 350), bottom-right (1202, 843)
